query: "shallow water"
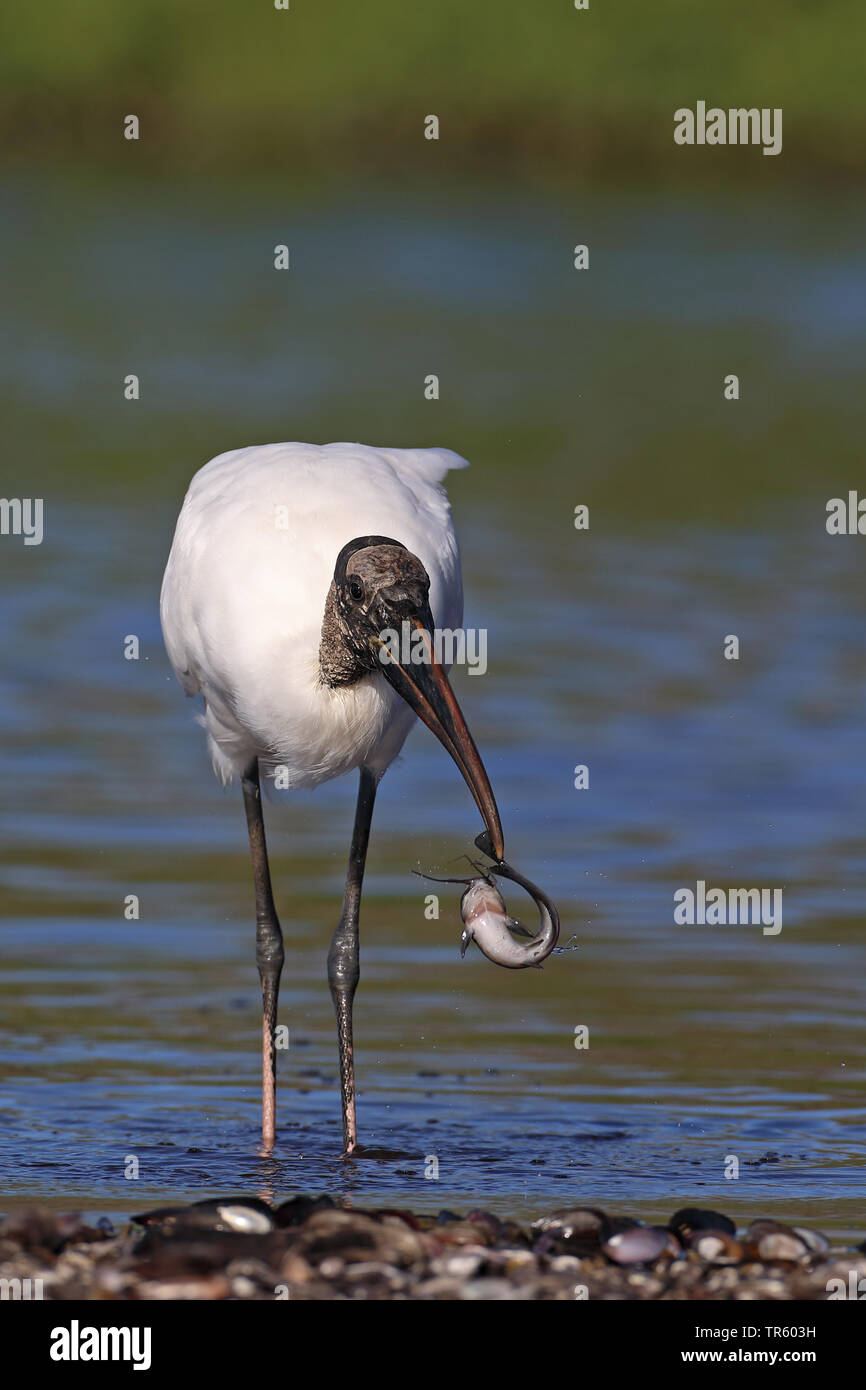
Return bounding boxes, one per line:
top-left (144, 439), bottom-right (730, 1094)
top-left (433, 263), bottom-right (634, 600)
top-left (1, 172), bottom-right (865, 1236)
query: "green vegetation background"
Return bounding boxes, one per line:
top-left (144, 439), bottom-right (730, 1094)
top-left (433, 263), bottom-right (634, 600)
top-left (1, 1), bottom-right (861, 177)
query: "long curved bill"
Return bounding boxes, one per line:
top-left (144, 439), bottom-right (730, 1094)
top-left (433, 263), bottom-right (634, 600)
top-left (377, 618), bottom-right (505, 861)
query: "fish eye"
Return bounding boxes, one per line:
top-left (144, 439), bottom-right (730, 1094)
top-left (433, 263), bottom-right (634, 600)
top-left (348, 578), bottom-right (365, 603)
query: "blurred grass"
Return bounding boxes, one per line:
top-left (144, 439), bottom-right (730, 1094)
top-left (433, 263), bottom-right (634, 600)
top-left (1, 0), bottom-right (863, 179)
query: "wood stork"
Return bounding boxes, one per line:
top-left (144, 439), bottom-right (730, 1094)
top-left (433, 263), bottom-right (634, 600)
top-left (160, 441), bottom-right (504, 1154)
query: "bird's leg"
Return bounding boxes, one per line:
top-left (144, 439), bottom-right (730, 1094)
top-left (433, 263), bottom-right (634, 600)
top-left (328, 766), bottom-right (377, 1156)
top-left (241, 758), bottom-right (285, 1152)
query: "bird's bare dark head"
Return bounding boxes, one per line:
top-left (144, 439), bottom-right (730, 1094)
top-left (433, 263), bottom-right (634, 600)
top-left (335, 536), bottom-right (432, 636)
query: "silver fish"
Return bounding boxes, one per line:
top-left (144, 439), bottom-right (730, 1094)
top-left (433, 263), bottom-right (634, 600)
top-left (417, 856), bottom-right (560, 970)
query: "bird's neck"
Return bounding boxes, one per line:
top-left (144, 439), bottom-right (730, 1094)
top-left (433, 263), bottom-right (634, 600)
top-left (318, 582), bottom-right (374, 688)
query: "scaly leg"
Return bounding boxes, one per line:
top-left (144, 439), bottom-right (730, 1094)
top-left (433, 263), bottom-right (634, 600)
top-left (242, 758), bottom-right (285, 1152)
top-left (327, 766), bottom-right (378, 1155)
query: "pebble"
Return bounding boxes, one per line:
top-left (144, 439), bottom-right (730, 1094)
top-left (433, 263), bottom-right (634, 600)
top-left (225, 1257), bottom-right (279, 1286)
top-left (744, 1218), bottom-right (788, 1242)
top-left (755, 1230), bottom-right (810, 1263)
top-left (213, 1204), bottom-right (273, 1234)
top-left (503, 1249), bottom-right (538, 1275)
top-left (689, 1230), bottom-right (744, 1264)
top-left (274, 1194), bottom-right (335, 1228)
top-left (532, 1207), bottom-right (612, 1257)
top-left (792, 1225), bottom-right (829, 1254)
top-left (343, 1261), bottom-right (406, 1287)
top-left (602, 1226), bottom-right (676, 1265)
top-left (435, 1220), bottom-right (496, 1247)
top-left (465, 1210), bottom-right (501, 1240)
top-left (137, 1275), bottom-right (232, 1300)
top-left (741, 1219), bottom-right (810, 1260)
top-left (499, 1220), bottom-right (531, 1248)
top-left (461, 1277), bottom-right (519, 1300)
top-left (532, 1206), bottom-right (609, 1241)
top-left (413, 1276), bottom-right (466, 1299)
top-left (279, 1251), bottom-right (314, 1284)
top-left (670, 1207), bottom-right (737, 1240)
top-left (431, 1251), bottom-right (484, 1279)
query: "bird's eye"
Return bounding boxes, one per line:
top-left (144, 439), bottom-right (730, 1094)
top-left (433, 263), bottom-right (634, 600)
top-left (348, 578), bottom-right (364, 603)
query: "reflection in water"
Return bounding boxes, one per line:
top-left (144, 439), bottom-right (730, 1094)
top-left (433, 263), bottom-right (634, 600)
top-left (0, 175), bottom-right (865, 1233)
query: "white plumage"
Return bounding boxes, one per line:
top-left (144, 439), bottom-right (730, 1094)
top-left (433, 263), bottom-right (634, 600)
top-left (160, 441), bottom-right (467, 789)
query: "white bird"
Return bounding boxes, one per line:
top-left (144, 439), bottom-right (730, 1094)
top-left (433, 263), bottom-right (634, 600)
top-left (160, 441), bottom-right (504, 1154)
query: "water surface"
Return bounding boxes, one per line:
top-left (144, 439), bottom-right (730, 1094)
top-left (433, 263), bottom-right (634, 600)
top-left (1, 173), bottom-right (864, 1236)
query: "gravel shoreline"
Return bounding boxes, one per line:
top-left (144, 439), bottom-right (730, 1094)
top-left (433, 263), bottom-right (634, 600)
top-left (2, 1198), bottom-right (864, 1301)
